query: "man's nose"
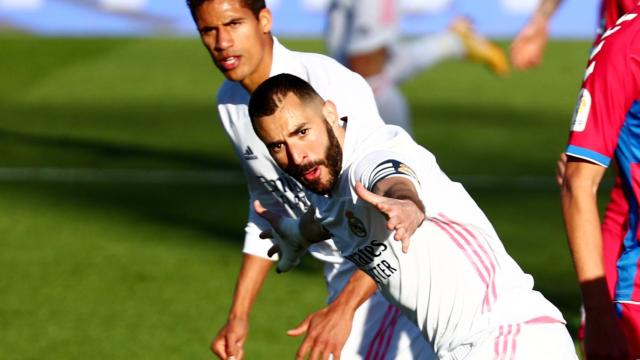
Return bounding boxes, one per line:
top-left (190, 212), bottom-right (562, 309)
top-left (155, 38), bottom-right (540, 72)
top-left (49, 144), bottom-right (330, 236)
top-left (288, 146), bottom-right (306, 167)
top-left (215, 28), bottom-right (233, 50)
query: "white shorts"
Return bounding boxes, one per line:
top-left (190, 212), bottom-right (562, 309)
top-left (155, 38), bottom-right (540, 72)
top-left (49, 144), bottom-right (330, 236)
top-left (467, 321), bottom-right (578, 360)
top-left (341, 291), bottom-right (435, 359)
top-left (325, 0), bottom-right (400, 62)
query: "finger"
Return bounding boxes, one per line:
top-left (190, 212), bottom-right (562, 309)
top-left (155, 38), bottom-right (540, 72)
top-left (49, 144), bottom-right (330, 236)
top-left (234, 348), bottom-right (244, 360)
top-left (401, 236), bottom-right (410, 254)
top-left (287, 316), bottom-right (311, 337)
top-left (267, 244), bottom-right (280, 258)
top-left (211, 337), bottom-right (228, 358)
top-left (354, 181), bottom-right (386, 207)
top-left (253, 200), bottom-right (282, 228)
top-left (333, 351), bottom-right (341, 360)
top-left (259, 229), bottom-right (273, 239)
top-left (296, 339), bottom-right (312, 360)
top-left (386, 219), bottom-right (396, 231)
top-left (309, 344), bottom-right (323, 360)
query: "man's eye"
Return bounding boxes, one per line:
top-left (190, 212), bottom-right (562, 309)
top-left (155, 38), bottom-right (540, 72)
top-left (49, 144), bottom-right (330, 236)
top-left (270, 144), bottom-right (282, 152)
top-left (299, 128), bottom-right (309, 135)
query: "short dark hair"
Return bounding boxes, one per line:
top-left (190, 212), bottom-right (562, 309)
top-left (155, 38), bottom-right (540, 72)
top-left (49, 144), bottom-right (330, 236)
top-left (249, 73), bottom-right (323, 124)
top-left (186, 0), bottom-right (266, 20)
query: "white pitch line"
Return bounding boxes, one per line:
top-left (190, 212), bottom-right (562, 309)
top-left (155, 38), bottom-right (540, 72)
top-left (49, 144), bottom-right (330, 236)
top-left (0, 167), bottom-right (244, 185)
top-left (0, 167), bottom-right (575, 189)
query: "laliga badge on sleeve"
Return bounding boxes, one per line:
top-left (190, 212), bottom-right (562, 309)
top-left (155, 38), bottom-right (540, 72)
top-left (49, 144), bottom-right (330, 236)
top-left (570, 88), bottom-right (591, 132)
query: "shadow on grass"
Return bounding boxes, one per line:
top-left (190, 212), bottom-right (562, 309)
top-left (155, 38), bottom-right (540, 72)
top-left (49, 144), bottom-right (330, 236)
top-left (2, 180), bottom-right (324, 273)
top-left (0, 127), bottom-right (238, 170)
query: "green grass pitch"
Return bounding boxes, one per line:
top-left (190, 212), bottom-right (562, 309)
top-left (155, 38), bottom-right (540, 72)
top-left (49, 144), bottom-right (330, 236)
top-left (0, 35), bottom-right (603, 358)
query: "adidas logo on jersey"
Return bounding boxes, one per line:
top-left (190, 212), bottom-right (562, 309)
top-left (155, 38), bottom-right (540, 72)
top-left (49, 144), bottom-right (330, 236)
top-left (243, 146), bottom-right (258, 160)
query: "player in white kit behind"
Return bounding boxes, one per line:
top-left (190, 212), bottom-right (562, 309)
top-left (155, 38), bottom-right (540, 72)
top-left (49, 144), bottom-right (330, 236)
top-left (248, 73), bottom-right (578, 359)
top-left (326, 0), bottom-right (510, 131)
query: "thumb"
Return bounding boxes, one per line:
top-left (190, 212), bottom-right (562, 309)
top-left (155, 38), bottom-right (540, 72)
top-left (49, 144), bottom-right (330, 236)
top-left (355, 181), bottom-right (384, 207)
top-left (286, 316), bottom-right (311, 337)
top-left (253, 200), bottom-right (282, 229)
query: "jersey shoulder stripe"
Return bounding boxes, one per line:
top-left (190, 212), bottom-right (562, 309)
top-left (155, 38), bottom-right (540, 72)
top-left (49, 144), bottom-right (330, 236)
top-left (566, 145), bottom-right (611, 167)
top-left (367, 159), bottom-right (419, 191)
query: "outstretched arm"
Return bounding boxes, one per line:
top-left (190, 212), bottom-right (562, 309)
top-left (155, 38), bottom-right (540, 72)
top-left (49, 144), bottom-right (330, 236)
top-left (510, 0), bottom-right (563, 70)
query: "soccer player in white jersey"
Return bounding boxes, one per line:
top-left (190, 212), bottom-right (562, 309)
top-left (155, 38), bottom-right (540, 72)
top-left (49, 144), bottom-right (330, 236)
top-left (248, 73), bottom-right (578, 359)
top-left (187, 0), bottom-right (435, 359)
top-left (326, 0), bottom-right (510, 131)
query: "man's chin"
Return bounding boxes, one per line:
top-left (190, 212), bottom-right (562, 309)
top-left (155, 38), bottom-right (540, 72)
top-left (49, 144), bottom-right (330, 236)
top-left (301, 179), bottom-right (333, 195)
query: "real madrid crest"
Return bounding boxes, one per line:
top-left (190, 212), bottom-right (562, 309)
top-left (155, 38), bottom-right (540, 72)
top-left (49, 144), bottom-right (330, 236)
top-left (345, 210), bottom-right (367, 238)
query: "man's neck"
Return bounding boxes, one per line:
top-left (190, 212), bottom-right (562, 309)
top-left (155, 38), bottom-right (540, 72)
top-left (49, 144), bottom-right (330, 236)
top-left (242, 36), bottom-right (274, 94)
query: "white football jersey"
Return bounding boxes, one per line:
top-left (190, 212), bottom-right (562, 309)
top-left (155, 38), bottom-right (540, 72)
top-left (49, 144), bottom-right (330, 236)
top-left (315, 124), bottom-right (565, 358)
top-left (216, 38), bottom-right (386, 300)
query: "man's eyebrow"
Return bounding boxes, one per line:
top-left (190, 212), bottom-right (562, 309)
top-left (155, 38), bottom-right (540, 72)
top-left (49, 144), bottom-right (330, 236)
top-left (198, 17), bottom-right (244, 31)
top-left (288, 123), bottom-right (308, 136)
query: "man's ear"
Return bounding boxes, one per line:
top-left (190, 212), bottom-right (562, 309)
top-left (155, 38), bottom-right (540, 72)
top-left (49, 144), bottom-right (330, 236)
top-left (322, 100), bottom-right (339, 125)
top-left (258, 8), bottom-right (272, 33)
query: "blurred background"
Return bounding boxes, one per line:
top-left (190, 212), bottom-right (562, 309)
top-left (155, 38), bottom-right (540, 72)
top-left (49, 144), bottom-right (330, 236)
top-left (1, 0), bottom-right (604, 358)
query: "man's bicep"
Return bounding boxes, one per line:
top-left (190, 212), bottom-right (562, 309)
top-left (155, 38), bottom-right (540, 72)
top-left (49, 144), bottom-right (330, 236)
top-left (564, 156), bottom-right (608, 191)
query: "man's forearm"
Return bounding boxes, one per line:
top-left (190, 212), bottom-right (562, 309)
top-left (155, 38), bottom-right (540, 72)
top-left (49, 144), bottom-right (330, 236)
top-left (228, 253), bottom-right (273, 319)
top-left (561, 177), bottom-right (606, 287)
top-left (536, 0), bottom-right (563, 20)
top-left (330, 269), bottom-right (377, 311)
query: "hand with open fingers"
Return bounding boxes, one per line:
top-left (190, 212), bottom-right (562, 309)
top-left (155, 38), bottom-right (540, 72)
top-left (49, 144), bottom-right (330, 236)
top-left (288, 304), bottom-right (353, 360)
top-left (211, 317), bottom-right (248, 360)
top-left (355, 182), bottom-right (425, 253)
top-left (254, 200), bottom-right (312, 273)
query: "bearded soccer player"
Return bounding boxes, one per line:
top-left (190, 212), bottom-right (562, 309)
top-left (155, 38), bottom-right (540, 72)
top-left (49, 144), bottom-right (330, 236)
top-left (187, 0), bottom-right (434, 359)
top-left (562, 4), bottom-right (640, 359)
top-left (248, 73), bottom-right (577, 359)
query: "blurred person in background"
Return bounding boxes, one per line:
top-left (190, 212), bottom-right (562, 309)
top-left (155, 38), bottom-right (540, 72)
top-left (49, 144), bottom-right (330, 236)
top-left (325, 0), bottom-right (510, 133)
top-left (510, 0), bottom-right (636, 70)
top-left (186, 0), bottom-right (435, 358)
top-left (561, 2), bottom-right (640, 359)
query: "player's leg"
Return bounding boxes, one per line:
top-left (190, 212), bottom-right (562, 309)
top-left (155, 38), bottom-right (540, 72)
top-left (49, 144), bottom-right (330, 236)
top-left (385, 17), bottom-right (509, 85)
top-left (365, 74), bottom-right (410, 130)
top-left (326, 0), bottom-right (412, 132)
top-left (339, 292), bottom-right (435, 359)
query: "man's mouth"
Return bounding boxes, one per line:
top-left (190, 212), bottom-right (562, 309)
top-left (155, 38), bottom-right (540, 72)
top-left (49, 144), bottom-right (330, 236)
top-left (217, 55), bottom-right (239, 71)
top-left (302, 166), bottom-right (320, 182)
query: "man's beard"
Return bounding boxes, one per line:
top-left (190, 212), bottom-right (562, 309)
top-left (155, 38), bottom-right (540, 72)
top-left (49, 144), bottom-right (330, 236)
top-left (286, 122), bottom-right (342, 195)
